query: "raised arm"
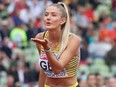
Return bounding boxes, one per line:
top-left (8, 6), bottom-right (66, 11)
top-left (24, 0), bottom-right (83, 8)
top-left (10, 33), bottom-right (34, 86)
top-left (32, 32), bottom-right (46, 87)
top-left (44, 34), bottom-right (81, 74)
top-left (32, 34), bottom-right (81, 74)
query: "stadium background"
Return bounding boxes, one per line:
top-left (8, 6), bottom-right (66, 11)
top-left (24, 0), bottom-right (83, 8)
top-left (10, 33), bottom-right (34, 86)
top-left (0, 0), bottom-right (116, 87)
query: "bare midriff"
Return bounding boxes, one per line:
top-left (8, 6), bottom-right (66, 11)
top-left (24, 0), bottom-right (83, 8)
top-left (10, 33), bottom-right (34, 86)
top-left (45, 75), bottom-right (77, 87)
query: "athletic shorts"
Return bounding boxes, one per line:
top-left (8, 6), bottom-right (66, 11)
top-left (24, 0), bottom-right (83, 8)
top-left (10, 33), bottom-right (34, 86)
top-left (44, 82), bottom-right (80, 87)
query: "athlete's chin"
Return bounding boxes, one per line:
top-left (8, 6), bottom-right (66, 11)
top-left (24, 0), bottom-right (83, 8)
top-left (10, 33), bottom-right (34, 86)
top-left (45, 26), bottom-right (55, 30)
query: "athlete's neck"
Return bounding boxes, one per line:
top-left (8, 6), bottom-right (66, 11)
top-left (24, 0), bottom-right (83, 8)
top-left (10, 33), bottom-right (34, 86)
top-left (48, 30), bottom-right (61, 43)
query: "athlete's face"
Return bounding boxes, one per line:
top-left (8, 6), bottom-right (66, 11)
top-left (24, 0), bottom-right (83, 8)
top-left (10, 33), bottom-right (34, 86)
top-left (44, 6), bottom-right (66, 30)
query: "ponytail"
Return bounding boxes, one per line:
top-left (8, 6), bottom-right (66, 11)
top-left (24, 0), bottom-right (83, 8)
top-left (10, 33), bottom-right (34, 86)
top-left (57, 2), bottom-right (70, 55)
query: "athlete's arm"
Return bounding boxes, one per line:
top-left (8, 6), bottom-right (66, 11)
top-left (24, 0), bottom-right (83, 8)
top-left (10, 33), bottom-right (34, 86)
top-left (33, 32), bottom-right (46, 86)
top-left (44, 34), bottom-right (81, 74)
top-left (34, 32), bottom-right (44, 53)
top-left (38, 69), bottom-right (46, 87)
top-left (31, 33), bottom-right (81, 74)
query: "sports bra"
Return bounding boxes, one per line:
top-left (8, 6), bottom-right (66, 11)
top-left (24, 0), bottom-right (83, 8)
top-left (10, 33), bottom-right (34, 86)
top-left (39, 31), bottom-right (80, 78)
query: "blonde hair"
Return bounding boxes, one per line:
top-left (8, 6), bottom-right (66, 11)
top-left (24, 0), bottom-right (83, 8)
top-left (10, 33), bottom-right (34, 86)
top-left (48, 2), bottom-right (70, 55)
top-left (58, 2), bottom-right (70, 55)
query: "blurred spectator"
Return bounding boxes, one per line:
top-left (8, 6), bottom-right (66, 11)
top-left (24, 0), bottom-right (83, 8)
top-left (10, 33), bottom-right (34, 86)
top-left (80, 71), bottom-right (87, 81)
top-left (106, 77), bottom-right (116, 87)
top-left (112, 0), bottom-right (116, 10)
top-left (0, 44), bottom-right (12, 58)
top-left (89, 0), bottom-right (100, 9)
top-left (95, 1), bottom-right (111, 20)
top-left (87, 73), bottom-right (96, 87)
top-left (79, 79), bottom-right (87, 87)
top-left (16, 61), bottom-right (25, 84)
top-left (24, 62), bottom-right (34, 83)
top-left (30, 63), bottom-right (40, 82)
top-left (0, 20), bottom-right (10, 40)
top-left (14, 0), bottom-right (27, 14)
top-left (105, 40), bottom-right (116, 66)
top-left (27, 0), bottom-right (52, 22)
top-left (0, 27), bottom-right (4, 42)
top-left (7, 60), bottom-right (26, 84)
top-left (64, 0), bottom-right (77, 12)
top-left (95, 73), bottom-right (105, 87)
top-left (0, 57), bottom-right (7, 72)
top-left (51, 0), bottom-right (62, 3)
top-left (83, 3), bottom-right (95, 22)
top-left (74, 5), bottom-right (90, 29)
top-left (34, 17), bottom-right (45, 34)
top-left (88, 34), bottom-right (112, 59)
top-left (15, 82), bottom-right (21, 87)
top-left (19, 5), bottom-right (32, 24)
top-left (81, 39), bottom-right (89, 62)
top-left (0, 3), bottom-right (9, 19)
top-left (0, 42), bottom-right (12, 69)
top-left (112, 0), bottom-right (116, 20)
top-left (4, 37), bottom-right (17, 49)
top-left (100, 16), bottom-right (113, 30)
top-left (27, 0), bottom-right (43, 22)
top-left (39, 0), bottom-right (53, 10)
top-left (77, 0), bottom-right (87, 6)
top-left (26, 21), bottom-right (35, 42)
top-left (8, 62), bottom-right (19, 83)
top-left (99, 23), bottom-right (116, 42)
top-left (5, 75), bottom-right (15, 87)
top-left (10, 18), bottom-right (28, 49)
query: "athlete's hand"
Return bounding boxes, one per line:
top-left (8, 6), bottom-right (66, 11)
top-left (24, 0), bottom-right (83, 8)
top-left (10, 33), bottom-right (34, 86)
top-left (31, 38), bottom-right (49, 49)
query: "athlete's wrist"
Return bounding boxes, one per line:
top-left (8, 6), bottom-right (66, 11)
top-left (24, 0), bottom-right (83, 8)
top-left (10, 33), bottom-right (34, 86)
top-left (43, 45), bottom-right (51, 51)
top-left (44, 47), bottom-right (51, 52)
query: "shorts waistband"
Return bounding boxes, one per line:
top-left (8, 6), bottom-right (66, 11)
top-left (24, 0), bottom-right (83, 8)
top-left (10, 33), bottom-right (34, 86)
top-left (44, 82), bottom-right (78, 87)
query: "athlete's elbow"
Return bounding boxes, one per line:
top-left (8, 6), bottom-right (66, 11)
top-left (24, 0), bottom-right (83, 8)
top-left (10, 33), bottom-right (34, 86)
top-left (53, 71), bottom-right (60, 74)
top-left (53, 69), bottom-right (62, 74)
top-left (53, 66), bottom-right (64, 74)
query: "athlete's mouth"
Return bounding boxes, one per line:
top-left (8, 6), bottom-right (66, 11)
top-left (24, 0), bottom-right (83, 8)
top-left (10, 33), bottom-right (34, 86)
top-left (46, 22), bottom-right (51, 25)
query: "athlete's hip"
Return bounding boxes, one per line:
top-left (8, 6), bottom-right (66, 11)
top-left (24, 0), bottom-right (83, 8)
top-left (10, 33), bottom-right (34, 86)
top-left (44, 82), bottom-right (79, 87)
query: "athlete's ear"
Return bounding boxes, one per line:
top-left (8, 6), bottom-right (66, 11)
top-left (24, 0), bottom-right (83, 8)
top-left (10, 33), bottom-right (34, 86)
top-left (60, 17), bottom-right (66, 25)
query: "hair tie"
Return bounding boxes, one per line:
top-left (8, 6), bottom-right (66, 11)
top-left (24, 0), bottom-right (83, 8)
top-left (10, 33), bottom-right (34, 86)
top-left (58, 2), bottom-right (65, 9)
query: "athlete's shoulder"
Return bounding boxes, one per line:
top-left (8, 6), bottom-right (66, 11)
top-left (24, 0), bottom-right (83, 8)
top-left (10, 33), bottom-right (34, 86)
top-left (69, 33), bottom-right (82, 42)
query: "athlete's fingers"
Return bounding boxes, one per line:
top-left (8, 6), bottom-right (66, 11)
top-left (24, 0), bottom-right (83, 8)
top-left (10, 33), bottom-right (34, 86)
top-left (44, 38), bottom-right (49, 44)
top-left (31, 38), bottom-right (45, 43)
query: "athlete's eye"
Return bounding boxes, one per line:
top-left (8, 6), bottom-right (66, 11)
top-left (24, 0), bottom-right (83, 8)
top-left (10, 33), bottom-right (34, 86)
top-left (45, 13), bottom-right (48, 16)
top-left (52, 14), bottom-right (57, 16)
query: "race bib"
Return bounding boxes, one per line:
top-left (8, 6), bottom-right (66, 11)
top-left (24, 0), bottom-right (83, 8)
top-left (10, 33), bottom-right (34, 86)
top-left (39, 51), bottom-right (68, 78)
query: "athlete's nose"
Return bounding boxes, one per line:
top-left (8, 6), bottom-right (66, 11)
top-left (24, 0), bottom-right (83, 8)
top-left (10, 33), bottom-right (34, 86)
top-left (46, 14), bottom-right (51, 20)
